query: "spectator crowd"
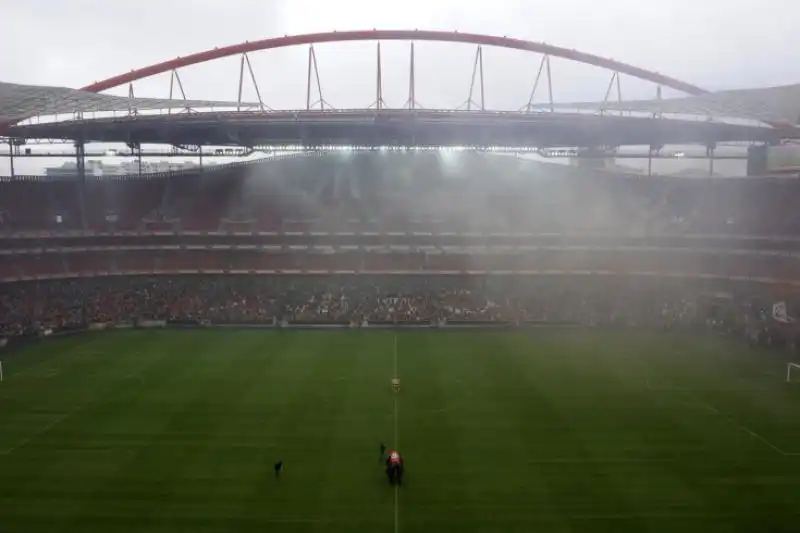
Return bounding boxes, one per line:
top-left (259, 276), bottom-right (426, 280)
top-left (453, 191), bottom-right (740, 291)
top-left (2, 154), bottom-right (799, 353)
top-left (1, 274), bottom-right (780, 339)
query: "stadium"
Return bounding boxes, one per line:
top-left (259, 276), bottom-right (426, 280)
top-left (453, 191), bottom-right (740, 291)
top-left (2, 26), bottom-right (800, 533)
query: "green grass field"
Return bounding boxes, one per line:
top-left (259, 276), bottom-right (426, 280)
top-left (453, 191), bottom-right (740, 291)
top-left (1, 329), bottom-right (800, 533)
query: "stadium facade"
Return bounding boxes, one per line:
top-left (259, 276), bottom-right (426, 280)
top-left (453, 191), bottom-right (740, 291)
top-left (3, 30), bottom-right (800, 533)
top-left (0, 30), bottom-right (799, 345)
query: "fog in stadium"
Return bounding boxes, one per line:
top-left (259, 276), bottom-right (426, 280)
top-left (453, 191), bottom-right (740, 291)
top-left (3, 2), bottom-right (800, 532)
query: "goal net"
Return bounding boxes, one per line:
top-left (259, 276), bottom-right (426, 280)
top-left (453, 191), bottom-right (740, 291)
top-left (786, 363), bottom-right (800, 383)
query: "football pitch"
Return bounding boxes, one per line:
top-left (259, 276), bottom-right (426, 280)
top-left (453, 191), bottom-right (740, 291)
top-left (1, 329), bottom-right (799, 533)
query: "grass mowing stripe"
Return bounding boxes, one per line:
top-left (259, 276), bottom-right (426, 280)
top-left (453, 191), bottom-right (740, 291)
top-left (0, 329), bottom-right (799, 533)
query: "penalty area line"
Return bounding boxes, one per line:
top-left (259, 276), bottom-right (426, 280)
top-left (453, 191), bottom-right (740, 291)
top-left (647, 367), bottom-right (796, 457)
top-left (1, 352), bottom-right (157, 457)
top-left (1, 402), bottom-right (86, 456)
top-left (677, 388), bottom-right (797, 456)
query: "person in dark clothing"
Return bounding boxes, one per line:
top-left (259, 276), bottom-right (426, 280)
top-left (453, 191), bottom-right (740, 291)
top-left (379, 442), bottom-right (387, 463)
top-left (274, 460), bottom-right (283, 477)
top-left (385, 450), bottom-right (404, 485)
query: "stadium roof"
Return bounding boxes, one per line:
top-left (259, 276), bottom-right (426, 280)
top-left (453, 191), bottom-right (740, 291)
top-left (7, 110), bottom-right (783, 147)
top-left (534, 84), bottom-right (800, 125)
top-left (0, 81), bottom-right (259, 122)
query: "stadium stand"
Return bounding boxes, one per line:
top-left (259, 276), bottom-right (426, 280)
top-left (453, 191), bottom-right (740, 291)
top-left (1, 152), bottom-right (799, 346)
top-left (0, 274), bottom-right (789, 338)
top-left (2, 154), bottom-right (800, 235)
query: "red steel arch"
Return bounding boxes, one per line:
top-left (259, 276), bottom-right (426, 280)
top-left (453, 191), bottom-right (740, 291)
top-left (80, 29), bottom-right (708, 96)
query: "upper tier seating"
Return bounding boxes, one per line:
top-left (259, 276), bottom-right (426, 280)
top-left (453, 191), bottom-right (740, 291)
top-left (2, 154), bottom-right (800, 236)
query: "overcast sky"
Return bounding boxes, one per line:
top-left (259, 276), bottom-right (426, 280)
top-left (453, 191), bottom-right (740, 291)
top-left (2, 0), bottom-right (799, 110)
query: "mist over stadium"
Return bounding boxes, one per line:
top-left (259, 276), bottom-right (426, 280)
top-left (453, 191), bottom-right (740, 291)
top-left (1, 2), bottom-right (800, 531)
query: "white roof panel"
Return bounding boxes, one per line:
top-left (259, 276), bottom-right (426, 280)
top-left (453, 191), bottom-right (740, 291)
top-left (0, 81), bottom-right (260, 121)
top-left (532, 84), bottom-right (800, 124)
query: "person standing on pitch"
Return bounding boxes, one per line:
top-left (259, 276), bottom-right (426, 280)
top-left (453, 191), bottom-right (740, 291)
top-left (274, 460), bottom-right (283, 478)
top-left (379, 442), bottom-right (387, 463)
top-left (385, 450), bottom-right (404, 485)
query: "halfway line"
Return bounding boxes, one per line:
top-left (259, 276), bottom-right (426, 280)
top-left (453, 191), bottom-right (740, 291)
top-left (392, 333), bottom-right (399, 533)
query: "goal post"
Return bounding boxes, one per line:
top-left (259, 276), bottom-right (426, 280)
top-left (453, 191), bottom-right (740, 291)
top-left (786, 362), bottom-right (800, 383)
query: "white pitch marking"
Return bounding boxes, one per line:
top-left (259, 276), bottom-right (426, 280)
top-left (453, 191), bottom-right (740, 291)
top-left (1, 403), bottom-right (85, 456)
top-left (392, 332), bottom-right (399, 533)
top-left (645, 363), bottom-right (796, 456)
top-left (1, 351), bottom-right (156, 456)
